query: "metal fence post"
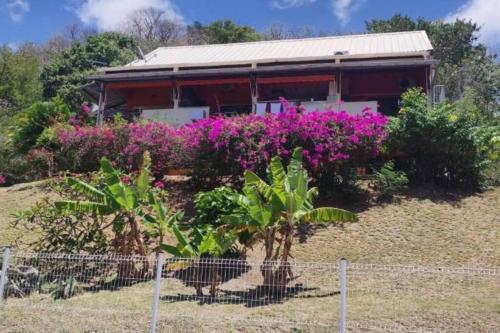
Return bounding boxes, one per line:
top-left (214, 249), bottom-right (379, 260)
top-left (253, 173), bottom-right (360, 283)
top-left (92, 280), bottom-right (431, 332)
top-left (0, 247), bottom-right (11, 305)
top-left (150, 253), bottom-right (165, 333)
top-left (339, 258), bottom-right (347, 333)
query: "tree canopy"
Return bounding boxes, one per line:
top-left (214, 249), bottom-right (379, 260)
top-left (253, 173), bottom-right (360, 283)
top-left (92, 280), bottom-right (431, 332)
top-left (365, 14), bottom-right (499, 116)
top-left (40, 32), bottom-right (138, 108)
top-left (187, 20), bottom-right (261, 44)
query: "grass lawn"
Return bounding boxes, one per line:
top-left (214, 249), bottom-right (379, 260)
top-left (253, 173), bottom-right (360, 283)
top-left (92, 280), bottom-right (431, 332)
top-left (0, 181), bottom-right (499, 332)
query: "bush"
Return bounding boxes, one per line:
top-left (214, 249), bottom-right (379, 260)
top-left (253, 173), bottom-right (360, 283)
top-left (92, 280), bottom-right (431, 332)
top-left (47, 100), bottom-right (388, 189)
top-left (388, 88), bottom-right (486, 189)
top-left (186, 99), bottom-right (388, 186)
top-left (13, 97), bottom-right (70, 153)
top-left (370, 161), bottom-right (408, 199)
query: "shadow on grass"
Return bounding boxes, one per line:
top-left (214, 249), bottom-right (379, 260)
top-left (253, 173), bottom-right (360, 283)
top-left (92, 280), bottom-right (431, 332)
top-left (400, 184), bottom-right (483, 205)
top-left (160, 283), bottom-right (338, 308)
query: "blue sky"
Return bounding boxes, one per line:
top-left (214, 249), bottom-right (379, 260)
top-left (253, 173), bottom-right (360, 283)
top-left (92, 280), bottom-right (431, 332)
top-left (1, 0), bottom-right (499, 51)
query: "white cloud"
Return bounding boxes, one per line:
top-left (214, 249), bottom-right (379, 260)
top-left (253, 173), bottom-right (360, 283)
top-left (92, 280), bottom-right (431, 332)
top-left (271, 0), bottom-right (316, 9)
top-left (7, 0), bottom-right (30, 22)
top-left (76, 0), bottom-right (184, 30)
top-left (331, 0), bottom-right (365, 26)
top-left (445, 0), bottom-right (500, 49)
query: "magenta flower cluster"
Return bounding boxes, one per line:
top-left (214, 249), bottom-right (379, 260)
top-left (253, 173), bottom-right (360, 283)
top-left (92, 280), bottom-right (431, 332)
top-left (183, 99), bottom-right (388, 179)
top-left (53, 100), bottom-right (388, 181)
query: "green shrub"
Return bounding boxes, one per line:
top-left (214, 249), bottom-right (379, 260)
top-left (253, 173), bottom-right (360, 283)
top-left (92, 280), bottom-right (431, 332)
top-left (193, 186), bottom-right (245, 228)
top-left (13, 97), bottom-right (70, 153)
top-left (370, 161), bottom-right (408, 199)
top-left (388, 88), bottom-right (485, 189)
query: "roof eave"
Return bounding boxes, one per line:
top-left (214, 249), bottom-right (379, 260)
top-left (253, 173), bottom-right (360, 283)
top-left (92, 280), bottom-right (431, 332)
top-left (89, 58), bottom-right (438, 82)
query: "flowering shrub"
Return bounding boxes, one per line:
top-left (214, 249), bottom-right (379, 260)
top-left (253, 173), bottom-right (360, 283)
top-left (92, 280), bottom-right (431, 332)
top-left (185, 99), bottom-right (388, 184)
top-left (53, 122), bottom-right (190, 177)
top-left (0, 174), bottom-right (6, 186)
top-left (50, 100), bottom-right (388, 185)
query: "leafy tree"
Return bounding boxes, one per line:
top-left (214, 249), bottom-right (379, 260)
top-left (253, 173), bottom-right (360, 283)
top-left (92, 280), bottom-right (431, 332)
top-left (186, 20), bottom-right (261, 45)
top-left (40, 32), bottom-right (138, 108)
top-left (13, 97), bottom-right (71, 153)
top-left (0, 44), bottom-right (43, 109)
top-left (365, 14), bottom-right (499, 116)
top-left (226, 147), bottom-right (357, 290)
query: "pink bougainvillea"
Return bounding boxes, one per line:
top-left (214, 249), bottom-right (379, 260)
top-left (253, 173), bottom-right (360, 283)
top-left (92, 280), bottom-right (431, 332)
top-left (51, 99), bottom-right (388, 182)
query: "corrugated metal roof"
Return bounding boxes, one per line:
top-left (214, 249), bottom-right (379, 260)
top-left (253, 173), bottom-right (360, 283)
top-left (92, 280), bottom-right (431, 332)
top-left (118, 31), bottom-right (432, 71)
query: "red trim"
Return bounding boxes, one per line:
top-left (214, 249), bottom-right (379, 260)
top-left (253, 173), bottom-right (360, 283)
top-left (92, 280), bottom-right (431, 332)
top-left (107, 80), bottom-right (172, 90)
top-left (256, 75), bottom-right (334, 84)
top-left (178, 77), bottom-right (250, 86)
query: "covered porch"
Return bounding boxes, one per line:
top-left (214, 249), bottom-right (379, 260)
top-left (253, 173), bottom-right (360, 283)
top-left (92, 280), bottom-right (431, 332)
top-left (85, 59), bottom-right (434, 126)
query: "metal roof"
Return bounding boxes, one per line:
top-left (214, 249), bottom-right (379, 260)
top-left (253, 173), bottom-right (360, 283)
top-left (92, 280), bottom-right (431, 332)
top-left (110, 31), bottom-right (432, 72)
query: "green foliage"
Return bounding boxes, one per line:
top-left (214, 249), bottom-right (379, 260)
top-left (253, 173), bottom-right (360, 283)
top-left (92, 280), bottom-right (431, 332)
top-left (388, 88), bottom-right (486, 189)
top-left (53, 153), bottom-right (156, 256)
top-left (192, 186), bottom-right (248, 228)
top-left (365, 14), bottom-right (498, 114)
top-left (370, 161), bottom-right (408, 199)
top-left (187, 20), bottom-right (261, 44)
top-left (13, 179), bottom-right (110, 254)
top-left (12, 97), bottom-right (71, 153)
top-left (40, 32), bottom-right (137, 107)
top-left (471, 122), bottom-right (500, 186)
top-left (0, 44), bottom-right (43, 108)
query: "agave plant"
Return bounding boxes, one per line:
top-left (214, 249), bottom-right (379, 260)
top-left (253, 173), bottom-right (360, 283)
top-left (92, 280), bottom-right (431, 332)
top-left (54, 154), bottom-right (153, 257)
top-left (226, 147), bottom-right (357, 289)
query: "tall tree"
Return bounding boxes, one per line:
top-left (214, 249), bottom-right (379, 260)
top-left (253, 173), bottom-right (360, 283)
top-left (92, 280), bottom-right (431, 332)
top-left (365, 14), bottom-right (499, 115)
top-left (0, 43), bottom-right (43, 109)
top-left (186, 20), bottom-right (261, 45)
top-left (262, 23), bottom-right (318, 40)
top-left (124, 7), bottom-right (183, 52)
top-left (40, 32), bottom-right (138, 108)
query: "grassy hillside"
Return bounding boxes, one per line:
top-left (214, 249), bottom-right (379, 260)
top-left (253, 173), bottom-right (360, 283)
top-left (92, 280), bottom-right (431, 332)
top-left (1, 182), bottom-right (499, 332)
top-left (2, 181), bottom-right (499, 266)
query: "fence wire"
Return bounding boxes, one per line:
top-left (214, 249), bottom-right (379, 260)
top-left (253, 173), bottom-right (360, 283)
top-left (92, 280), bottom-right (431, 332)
top-left (1, 249), bottom-right (499, 333)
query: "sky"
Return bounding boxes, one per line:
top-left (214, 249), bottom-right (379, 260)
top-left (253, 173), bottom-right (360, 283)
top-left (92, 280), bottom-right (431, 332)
top-left (0, 0), bottom-right (499, 52)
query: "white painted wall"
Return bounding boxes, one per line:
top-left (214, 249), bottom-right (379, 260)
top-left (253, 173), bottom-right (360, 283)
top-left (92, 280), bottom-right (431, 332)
top-left (302, 100), bottom-right (378, 115)
top-left (142, 107), bottom-right (209, 126)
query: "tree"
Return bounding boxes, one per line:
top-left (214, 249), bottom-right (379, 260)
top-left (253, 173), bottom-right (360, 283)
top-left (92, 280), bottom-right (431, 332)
top-left (0, 43), bottom-right (43, 109)
top-left (226, 147), bottom-right (357, 290)
top-left (262, 23), bottom-right (317, 40)
top-left (365, 14), bottom-right (499, 115)
top-left (124, 7), bottom-right (183, 52)
top-left (13, 97), bottom-right (70, 153)
top-left (40, 32), bottom-right (138, 108)
top-left (186, 20), bottom-right (261, 45)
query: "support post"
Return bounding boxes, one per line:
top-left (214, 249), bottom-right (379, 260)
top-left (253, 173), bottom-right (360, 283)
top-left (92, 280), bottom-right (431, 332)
top-left (150, 253), bottom-right (165, 333)
top-left (0, 247), bottom-right (11, 305)
top-left (339, 258), bottom-right (347, 333)
top-left (97, 82), bottom-right (107, 127)
top-left (250, 76), bottom-right (258, 114)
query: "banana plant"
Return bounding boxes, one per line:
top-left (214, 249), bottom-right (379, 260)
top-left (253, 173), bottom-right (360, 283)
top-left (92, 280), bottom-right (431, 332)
top-left (54, 154), bottom-right (153, 257)
top-left (227, 147), bottom-right (357, 289)
top-left (160, 222), bottom-right (238, 298)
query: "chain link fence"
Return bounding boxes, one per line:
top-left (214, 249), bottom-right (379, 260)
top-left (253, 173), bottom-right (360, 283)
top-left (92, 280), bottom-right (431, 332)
top-left (1, 248), bottom-right (499, 332)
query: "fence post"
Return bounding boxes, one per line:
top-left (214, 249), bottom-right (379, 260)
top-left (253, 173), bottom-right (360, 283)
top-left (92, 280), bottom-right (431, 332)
top-left (0, 247), bottom-right (11, 305)
top-left (150, 253), bottom-right (165, 333)
top-left (339, 258), bottom-right (347, 333)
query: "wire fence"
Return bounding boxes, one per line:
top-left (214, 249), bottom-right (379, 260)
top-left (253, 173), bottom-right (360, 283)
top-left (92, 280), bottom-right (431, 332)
top-left (1, 248), bottom-right (499, 333)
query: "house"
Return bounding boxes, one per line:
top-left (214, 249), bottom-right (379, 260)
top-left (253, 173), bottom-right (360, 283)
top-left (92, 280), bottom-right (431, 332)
top-left (84, 31), bottom-right (436, 126)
